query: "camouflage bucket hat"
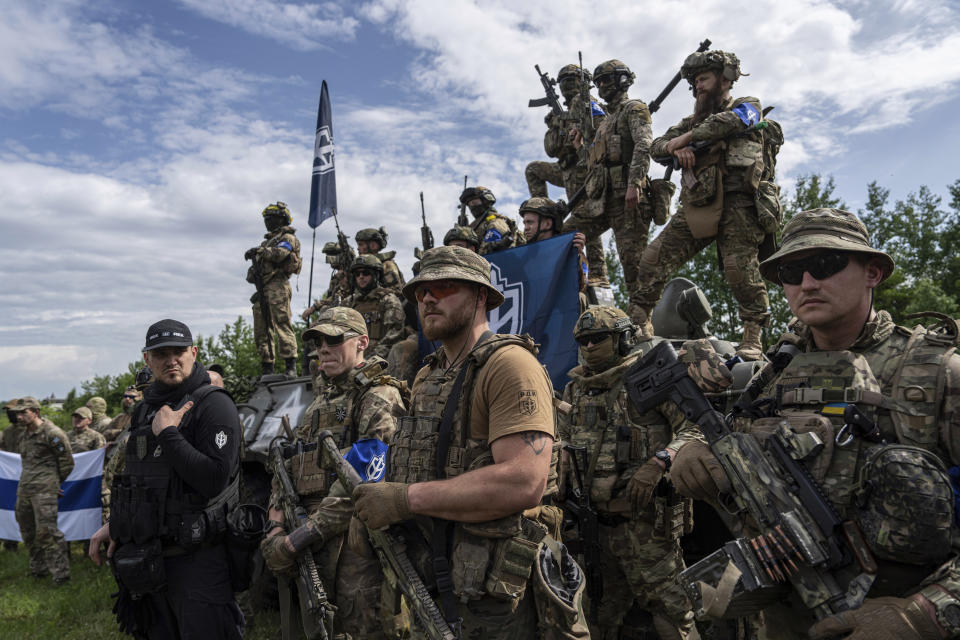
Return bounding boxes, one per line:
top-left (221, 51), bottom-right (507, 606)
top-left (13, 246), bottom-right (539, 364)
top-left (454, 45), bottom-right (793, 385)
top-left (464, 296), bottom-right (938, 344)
top-left (402, 246), bottom-right (505, 310)
top-left (303, 306), bottom-right (368, 340)
top-left (759, 208), bottom-right (895, 284)
top-left (12, 397), bottom-right (40, 411)
top-left (73, 406), bottom-right (93, 420)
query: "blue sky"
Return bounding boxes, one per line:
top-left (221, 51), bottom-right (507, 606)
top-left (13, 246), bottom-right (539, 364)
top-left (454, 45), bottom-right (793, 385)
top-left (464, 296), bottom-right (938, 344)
top-left (2, 0), bottom-right (959, 400)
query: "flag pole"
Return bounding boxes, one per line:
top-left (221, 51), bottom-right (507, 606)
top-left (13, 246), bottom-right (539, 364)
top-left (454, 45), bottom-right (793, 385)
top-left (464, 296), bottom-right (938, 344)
top-left (306, 227), bottom-right (317, 318)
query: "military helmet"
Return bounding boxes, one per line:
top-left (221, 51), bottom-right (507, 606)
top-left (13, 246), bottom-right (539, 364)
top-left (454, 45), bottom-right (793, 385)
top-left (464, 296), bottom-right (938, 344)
top-left (592, 59), bottom-right (634, 91)
top-left (321, 241), bottom-right (341, 255)
top-left (519, 197), bottom-right (564, 233)
top-left (574, 305), bottom-right (634, 340)
top-left (681, 50), bottom-right (742, 84)
top-left (135, 366), bottom-right (153, 390)
top-left (355, 227), bottom-right (388, 248)
top-left (350, 254), bottom-right (383, 273)
top-left (443, 225), bottom-right (480, 249)
top-left (262, 201), bottom-right (292, 225)
top-left (459, 186), bottom-right (496, 206)
top-left (557, 64), bottom-right (590, 82)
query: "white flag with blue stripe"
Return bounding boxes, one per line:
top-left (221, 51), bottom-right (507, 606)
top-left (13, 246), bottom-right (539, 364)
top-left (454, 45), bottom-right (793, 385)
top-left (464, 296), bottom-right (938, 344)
top-left (0, 449), bottom-right (105, 541)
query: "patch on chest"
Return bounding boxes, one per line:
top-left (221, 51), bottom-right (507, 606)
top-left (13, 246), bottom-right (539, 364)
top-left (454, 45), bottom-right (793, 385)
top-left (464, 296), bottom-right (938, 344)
top-left (518, 390), bottom-right (538, 416)
top-left (335, 407), bottom-right (347, 422)
top-left (136, 435), bottom-right (148, 460)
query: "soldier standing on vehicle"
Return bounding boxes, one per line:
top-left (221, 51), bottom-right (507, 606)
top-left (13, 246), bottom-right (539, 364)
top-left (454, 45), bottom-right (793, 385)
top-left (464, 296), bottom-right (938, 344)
top-left (86, 396), bottom-right (111, 433)
top-left (634, 50), bottom-right (776, 359)
top-left (569, 59), bottom-right (654, 328)
top-left (671, 209), bottom-right (960, 639)
top-left (12, 396), bottom-right (74, 585)
top-left (561, 306), bottom-right (699, 639)
top-left (356, 227), bottom-right (405, 293)
top-left (245, 201), bottom-right (302, 377)
top-left (459, 186), bottom-right (525, 255)
top-left (260, 306), bottom-right (405, 640)
top-left (68, 406), bottom-right (106, 452)
top-left (344, 255), bottom-right (405, 361)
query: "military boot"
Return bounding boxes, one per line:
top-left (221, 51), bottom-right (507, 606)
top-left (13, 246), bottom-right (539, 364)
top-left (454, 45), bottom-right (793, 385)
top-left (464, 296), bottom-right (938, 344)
top-left (736, 321), bottom-right (765, 361)
top-left (283, 357), bottom-right (297, 377)
top-left (260, 361), bottom-right (274, 376)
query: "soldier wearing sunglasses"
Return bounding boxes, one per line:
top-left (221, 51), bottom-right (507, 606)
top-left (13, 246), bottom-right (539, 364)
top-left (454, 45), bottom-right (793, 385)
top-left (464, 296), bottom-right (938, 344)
top-left (670, 208), bottom-right (960, 640)
top-left (343, 254), bottom-right (405, 361)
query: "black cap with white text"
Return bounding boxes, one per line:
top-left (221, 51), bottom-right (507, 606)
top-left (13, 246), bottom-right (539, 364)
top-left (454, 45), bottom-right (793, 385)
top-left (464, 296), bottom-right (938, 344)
top-left (142, 319), bottom-right (193, 352)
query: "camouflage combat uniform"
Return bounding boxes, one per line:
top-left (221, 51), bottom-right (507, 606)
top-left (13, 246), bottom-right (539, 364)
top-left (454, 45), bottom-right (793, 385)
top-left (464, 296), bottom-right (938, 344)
top-left (471, 207), bottom-right (525, 255)
top-left (102, 408), bottom-right (133, 444)
top-left (1, 420), bottom-right (25, 452)
top-left (16, 414), bottom-right (74, 581)
top-left (87, 397), bottom-right (112, 433)
top-left (560, 308), bottom-right (699, 639)
top-left (345, 286), bottom-right (405, 361)
top-left (269, 357), bottom-right (404, 639)
top-left (374, 250), bottom-right (405, 294)
top-left (249, 223), bottom-right (302, 367)
top-left (566, 84), bottom-right (653, 325)
top-left (68, 426), bottom-right (105, 452)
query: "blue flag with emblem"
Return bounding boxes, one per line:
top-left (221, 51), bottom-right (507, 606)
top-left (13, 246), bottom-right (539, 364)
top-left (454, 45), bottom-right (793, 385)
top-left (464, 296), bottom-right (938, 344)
top-left (344, 438), bottom-right (389, 483)
top-left (308, 80), bottom-right (336, 228)
top-left (417, 233), bottom-right (581, 390)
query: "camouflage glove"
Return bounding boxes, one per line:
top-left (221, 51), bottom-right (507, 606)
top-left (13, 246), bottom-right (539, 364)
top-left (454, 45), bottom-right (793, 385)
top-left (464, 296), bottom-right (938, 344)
top-left (244, 247), bottom-right (260, 261)
top-left (353, 482), bottom-right (412, 530)
top-left (678, 339), bottom-right (733, 394)
top-left (808, 595), bottom-right (945, 640)
top-left (626, 458), bottom-right (664, 511)
top-left (347, 515), bottom-right (375, 558)
top-left (670, 441), bottom-right (731, 502)
top-left (260, 533), bottom-right (296, 576)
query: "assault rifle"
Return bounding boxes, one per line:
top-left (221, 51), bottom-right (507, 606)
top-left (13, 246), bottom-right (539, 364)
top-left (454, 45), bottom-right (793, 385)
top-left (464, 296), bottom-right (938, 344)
top-left (457, 175), bottom-right (468, 227)
top-left (528, 64), bottom-right (563, 115)
top-left (420, 191), bottom-right (434, 252)
top-left (561, 444), bottom-right (603, 620)
top-left (623, 342), bottom-right (877, 620)
top-left (246, 250), bottom-right (275, 335)
top-left (648, 38), bottom-right (711, 114)
top-left (268, 416), bottom-right (333, 640)
top-left (317, 430), bottom-right (459, 640)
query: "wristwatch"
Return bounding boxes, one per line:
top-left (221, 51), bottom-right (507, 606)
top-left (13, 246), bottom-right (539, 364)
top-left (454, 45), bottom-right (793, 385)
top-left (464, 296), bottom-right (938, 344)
top-left (655, 449), bottom-right (672, 471)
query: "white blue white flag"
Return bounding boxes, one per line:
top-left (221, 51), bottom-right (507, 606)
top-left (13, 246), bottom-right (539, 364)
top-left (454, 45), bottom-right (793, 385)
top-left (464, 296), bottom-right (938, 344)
top-left (0, 448), bottom-right (105, 541)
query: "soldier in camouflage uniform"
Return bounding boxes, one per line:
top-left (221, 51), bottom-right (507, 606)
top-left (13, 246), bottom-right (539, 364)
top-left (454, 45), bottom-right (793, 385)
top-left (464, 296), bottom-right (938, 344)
top-left (302, 241), bottom-right (356, 322)
top-left (11, 397), bottom-right (74, 584)
top-left (344, 254), bottom-right (405, 361)
top-left (672, 209), bottom-right (960, 640)
top-left (356, 227), bottom-right (405, 294)
top-left (68, 406), bottom-right (106, 452)
top-left (459, 186), bottom-right (525, 255)
top-left (353, 246), bottom-right (588, 640)
top-left (245, 201), bottom-right (302, 376)
top-left (2, 399), bottom-right (24, 550)
top-left (526, 64), bottom-right (609, 286)
top-left (635, 50), bottom-right (776, 359)
top-left (86, 396), bottom-right (111, 433)
top-left (102, 385), bottom-right (140, 444)
top-left (569, 60), bottom-right (654, 328)
top-left (560, 306), bottom-right (699, 639)
top-left (261, 307), bottom-right (405, 640)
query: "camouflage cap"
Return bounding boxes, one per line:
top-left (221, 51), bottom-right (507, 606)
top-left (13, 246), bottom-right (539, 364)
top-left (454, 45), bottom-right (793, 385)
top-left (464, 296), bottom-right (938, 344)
top-left (86, 396), bottom-right (107, 413)
top-left (72, 406), bottom-right (93, 420)
top-left (303, 306), bottom-right (368, 340)
top-left (759, 208), bottom-right (895, 285)
top-left (402, 246), bottom-right (505, 310)
top-left (443, 225), bottom-right (480, 249)
top-left (574, 305), bottom-right (633, 339)
top-left (11, 397), bottom-right (40, 411)
top-left (350, 254), bottom-right (383, 273)
top-left (5, 398), bottom-right (20, 410)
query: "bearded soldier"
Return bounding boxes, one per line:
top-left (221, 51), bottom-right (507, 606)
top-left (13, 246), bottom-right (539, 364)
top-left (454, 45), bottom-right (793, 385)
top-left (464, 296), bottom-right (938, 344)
top-left (671, 209), bottom-right (960, 639)
top-left (261, 307), bottom-right (405, 640)
top-left (344, 254), bottom-right (405, 360)
top-left (634, 50), bottom-right (777, 359)
top-left (352, 246), bottom-right (588, 639)
top-left (102, 385), bottom-right (141, 444)
top-left (561, 306), bottom-right (699, 639)
top-left (356, 227), bottom-right (405, 294)
top-left (245, 201), bottom-right (302, 376)
top-left (569, 59), bottom-right (654, 327)
top-left (459, 186), bottom-right (525, 255)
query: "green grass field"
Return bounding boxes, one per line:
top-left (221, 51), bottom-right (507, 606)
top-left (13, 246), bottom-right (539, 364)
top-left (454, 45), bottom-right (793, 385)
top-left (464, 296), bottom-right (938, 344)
top-left (0, 543), bottom-right (280, 639)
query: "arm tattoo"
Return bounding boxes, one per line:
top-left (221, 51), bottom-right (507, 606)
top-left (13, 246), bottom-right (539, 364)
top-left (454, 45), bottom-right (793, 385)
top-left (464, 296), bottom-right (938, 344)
top-left (521, 432), bottom-right (548, 455)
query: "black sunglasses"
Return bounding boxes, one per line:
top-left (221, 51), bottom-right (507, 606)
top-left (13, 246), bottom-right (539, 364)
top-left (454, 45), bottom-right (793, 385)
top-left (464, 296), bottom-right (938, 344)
top-left (575, 333), bottom-right (611, 347)
top-left (777, 251), bottom-right (849, 285)
top-left (122, 394), bottom-right (138, 400)
top-left (316, 332), bottom-right (360, 347)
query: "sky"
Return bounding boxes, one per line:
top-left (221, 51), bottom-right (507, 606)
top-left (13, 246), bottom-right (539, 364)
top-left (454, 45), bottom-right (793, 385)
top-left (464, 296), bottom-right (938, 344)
top-left (1, 0), bottom-right (959, 400)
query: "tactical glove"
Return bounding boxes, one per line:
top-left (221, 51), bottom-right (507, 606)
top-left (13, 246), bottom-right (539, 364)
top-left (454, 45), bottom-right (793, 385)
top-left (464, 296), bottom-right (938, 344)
top-left (808, 595), bottom-right (946, 640)
top-left (626, 458), bottom-right (664, 511)
top-left (353, 482), bottom-right (412, 530)
top-left (670, 441), bottom-right (731, 502)
top-left (260, 533), bottom-right (296, 576)
top-left (244, 247), bottom-right (260, 261)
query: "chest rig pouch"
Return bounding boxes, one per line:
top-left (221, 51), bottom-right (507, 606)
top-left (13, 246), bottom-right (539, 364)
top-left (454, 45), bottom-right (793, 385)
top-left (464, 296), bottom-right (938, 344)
top-left (353, 295), bottom-right (385, 340)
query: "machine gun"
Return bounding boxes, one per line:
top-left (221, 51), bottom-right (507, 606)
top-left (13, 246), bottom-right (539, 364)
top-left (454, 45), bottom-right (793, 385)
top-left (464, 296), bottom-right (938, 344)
top-left (317, 430), bottom-right (459, 640)
top-left (623, 342), bottom-right (877, 620)
top-left (457, 175), bottom-right (469, 227)
top-left (528, 64), bottom-right (563, 116)
top-left (268, 416), bottom-right (333, 640)
top-left (420, 191), bottom-right (434, 252)
top-left (561, 444), bottom-right (603, 620)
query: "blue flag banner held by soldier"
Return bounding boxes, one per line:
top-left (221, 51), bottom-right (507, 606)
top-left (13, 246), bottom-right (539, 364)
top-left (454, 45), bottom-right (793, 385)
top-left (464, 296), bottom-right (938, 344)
top-left (308, 80), bottom-right (336, 229)
top-left (418, 233), bottom-right (581, 390)
top-left (0, 448), bottom-right (105, 541)
top-left (343, 438), bottom-right (388, 482)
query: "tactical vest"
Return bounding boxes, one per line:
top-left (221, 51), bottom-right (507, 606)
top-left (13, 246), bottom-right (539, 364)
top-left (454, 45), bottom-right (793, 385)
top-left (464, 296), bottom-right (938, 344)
top-left (586, 97), bottom-right (650, 198)
top-left (351, 289), bottom-right (389, 341)
top-left (565, 352), bottom-right (671, 513)
top-left (471, 211), bottom-right (524, 252)
top-left (290, 358), bottom-right (405, 500)
top-left (375, 251), bottom-right (405, 289)
top-left (389, 333), bottom-right (560, 605)
top-left (110, 385), bottom-right (239, 550)
top-left (740, 326), bottom-right (957, 570)
top-left (260, 227), bottom-right (301, 282)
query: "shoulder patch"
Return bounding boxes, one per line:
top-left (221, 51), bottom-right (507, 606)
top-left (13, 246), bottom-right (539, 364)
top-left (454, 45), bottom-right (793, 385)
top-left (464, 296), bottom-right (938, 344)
top-left (483, 228), bottom-right (503, 243)
top-left (590, 101), bottom-right (605, 117)
top-left (518, 390), bottom-right (539, 416)
top-left (731, 102), bottom-right (761, 127)
top-left (277, 241), bottom-right (293, 251)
